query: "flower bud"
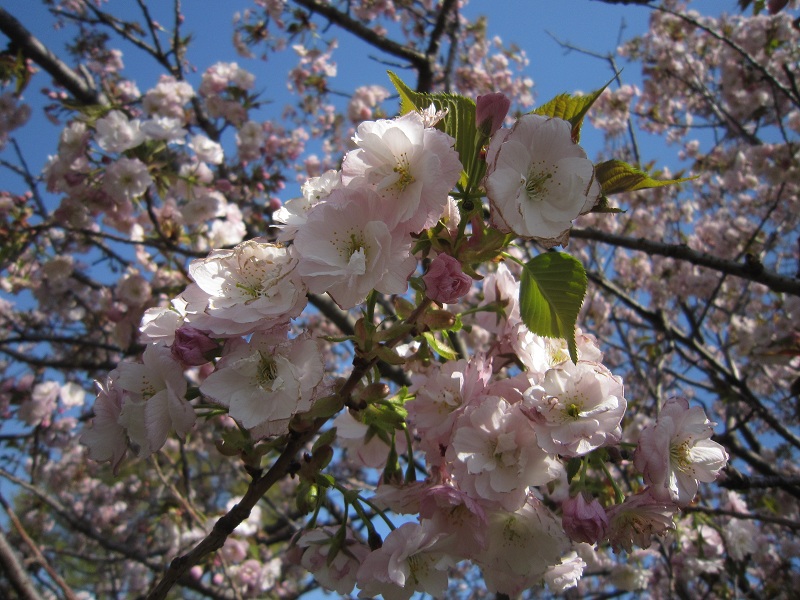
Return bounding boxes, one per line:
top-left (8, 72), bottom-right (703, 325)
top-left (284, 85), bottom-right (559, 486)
top-left (768, 0), bottom-right (789, 14)
top-left (422, 253), bottom-right (472, 305)
top-left (561, 493), bottom-right (609, 544)
top-left (476, 92), bottom-right (511, 137)
top-left (171, 325), bottom-right (219, 366)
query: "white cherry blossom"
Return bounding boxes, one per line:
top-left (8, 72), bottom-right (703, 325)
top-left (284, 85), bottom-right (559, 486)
top-left (634, 397), bottom-right (729, 505)
top-left (94, 110), bottom-right (145, 153)
top-left (183, 239), bottom-right (307, 336)
top-left (294, 186), bottom-right (417, 309)
top-left (342, 111), bottom-right (462, 232)
top-left (485, 114), bottom-right (599, 246)
top-left (116, 344), bottom-right (195, 458)
top-left (199, 331), bottom-right (323, 435)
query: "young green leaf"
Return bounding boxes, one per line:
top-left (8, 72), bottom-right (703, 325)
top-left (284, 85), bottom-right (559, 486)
top-left (532, 78), bottom-right (612, 142)
top-left (387, 71), bottom-right (484, 191)
top-left (519, 252), bottom-right (587, 363)
top-left (595, 159), bottom-right (696, 196)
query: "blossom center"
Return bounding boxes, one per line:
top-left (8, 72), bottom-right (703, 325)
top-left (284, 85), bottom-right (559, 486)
top-left (524, 164), bottom-right (553, 202)
top-left (256, 352), bottom-right (278, 386)
top-left (392, 153), bottom-right (415, 191)
top-left (670, 440), bottom-right (692, 470)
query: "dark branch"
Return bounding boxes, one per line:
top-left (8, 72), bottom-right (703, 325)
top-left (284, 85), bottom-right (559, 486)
top-left (571, 226), bottom-right (800, 296)
top-left (0, 7), bottom-right (106, 106)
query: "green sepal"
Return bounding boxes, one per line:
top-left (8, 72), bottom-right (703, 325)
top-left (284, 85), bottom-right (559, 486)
top-left (519, 252), bottom-right (587, 364)
top-left (589, 195), bottom-right (626, 214)
top-left (312, 428), bottom-right (338, 453)
top-left (532, 78), bottom-right (612, 142)
top-left (595, 159), bottom-right (697, 196)
top-left (566, 456), bottom-right (583, 484)
top-left (422, 331), bottom-right (459, 361)
top-left (374, 344), bottom-right (407, 366)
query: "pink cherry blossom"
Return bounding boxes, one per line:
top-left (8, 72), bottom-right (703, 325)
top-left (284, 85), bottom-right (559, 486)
top-left (634, 397), bottom-right (729, 505)
top-left (449, 395), bottom-right (561, 511)
top-left (297, 527), bottom-right (370, 595)
top-left (476, 92), bottom-right (511, 136)
top-left (484, 114), bottom-right (599, 246)
top-left (606, 488), bottom-right (678, 553)
top-left (407, 354), bottom-right (491, 461)
top-left (356, 522), bottom-right (450, 600)
top-left (199, 331), bottom-right (323, 435)
top-left (418, 483), bottom-right (489, 556)
top-left (170, 325), bottom-right (219, 366)
top-left (422, 253), bottom-right (473, 305)
top-left (561, 493), bottom-right (609, 544)
top-left (523, 360), bottom-right (627, 456)
top-left (342, 111), bottom-right (462, 232)
top-left (294, 186), bottom-right (417, 309)
top-left (183, 239), bottom-right (307, 336)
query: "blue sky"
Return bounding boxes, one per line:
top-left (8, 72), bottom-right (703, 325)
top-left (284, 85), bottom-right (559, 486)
top-left (2, 0), bottom-right (738, 198)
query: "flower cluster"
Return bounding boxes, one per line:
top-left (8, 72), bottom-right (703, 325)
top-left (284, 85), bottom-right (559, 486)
top-left (79, 84), bottom-right (729, 598)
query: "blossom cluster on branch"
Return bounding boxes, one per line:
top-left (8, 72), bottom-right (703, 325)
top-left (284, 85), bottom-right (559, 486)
top-left (0, 1), bottom-right (798, 599)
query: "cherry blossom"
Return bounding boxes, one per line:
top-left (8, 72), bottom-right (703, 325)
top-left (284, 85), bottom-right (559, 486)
top-left (449, 395), bottom-right (561, 511)
top-left (422, 253), bottom-right (473, 305)
top-left (356, 522), bottom-right (450, 600)
top-left (523, 360), bottom-right (626, 456)
top-left (478, 497), bottom-right (571, 597)
top-left (80, 374), bottom-right (127, 472)
top-left (199, 331), bottom-right (323, 435)
top-left (94, 110), bottom-right (145, 152)
top-left (294, 186), bottom-right (417, 309)
top-left (485, 114), bottom-right (600, 246)
top-left (634, 397), bottom-right (729, 505)
top-left (341, 111), bottom-right (462, 232)
top-left (116, 344), bottom-right (195, 458)
top-left (296, 527), bottom-right (370, 595)
top-left (183, 239), bottom-right (307, 336)
top-left (561, 493), bottom-right (609, 545)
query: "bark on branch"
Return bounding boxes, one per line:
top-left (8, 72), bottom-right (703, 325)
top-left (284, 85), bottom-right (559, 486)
top-left (0, 7), bottom-right (106, 106)
top-left (571, 226), bottom-right (800, 296)
top-left (291, 0), bottom-right (449, 92)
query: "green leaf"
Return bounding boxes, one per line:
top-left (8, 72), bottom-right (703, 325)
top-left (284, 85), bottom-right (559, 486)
top-left (532, 78), bottom-right (612, 142)
top-left (519, 252), bottom-right (587, 363)
top-left (387, 71), bottom-right (483, 191)
top-left (595, 159), bottom-right (697, 196)
top-left (422, 331), bottom-right (459, 361)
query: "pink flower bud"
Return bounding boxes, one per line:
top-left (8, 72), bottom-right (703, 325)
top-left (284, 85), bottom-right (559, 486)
top-left (768, 0), bottom-right (789, 14)
top-left (476, 92), bottom-right (511, 137)
top-left (171, 325), bottom-right (219, 366)
top-left (422, 254), bottom-right (472, 305)
top-left (561, 493), bottom-right (609, 544)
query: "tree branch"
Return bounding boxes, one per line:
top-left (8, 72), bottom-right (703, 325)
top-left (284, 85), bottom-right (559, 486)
top-left (0, 7), bottom-right (106, 106)
top-left (571, 226), bottom-right (800, 296)
top-left (0, 528), bottom-right (45, 600)
top-left (291, 0), bottom-right (430, 88)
